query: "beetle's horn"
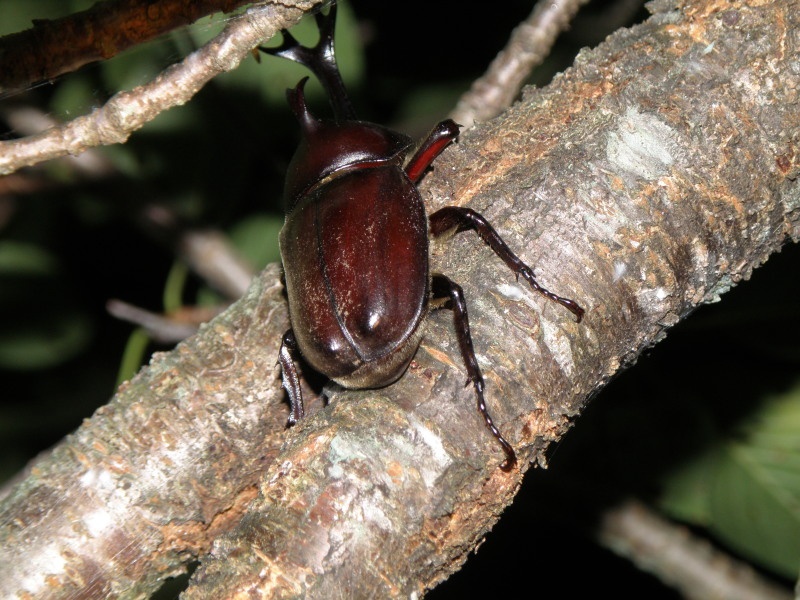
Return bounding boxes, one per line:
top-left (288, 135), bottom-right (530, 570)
top-left (287, 77), bottom-right (319, 134)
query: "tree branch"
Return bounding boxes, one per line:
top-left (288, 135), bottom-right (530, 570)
top-left (0, 266), bottom-right (292, 599)
top-left (0, 0), bottom-right (257, 93)
top-left (597, 499), bottom-right (793, 600)
top-left (449, 0), bottom-right (591, 128)
top-left (0, 0), bottom-right (326, 176)
top-left (0, 0), bottom-right (798, 598)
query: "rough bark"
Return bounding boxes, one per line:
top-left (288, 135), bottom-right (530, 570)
top-left (0, 0), bottom-right (255, 93)
top-left (0, 269), bottom-right (291, 599)
top-left (0, 0), bottom-right (798, 598)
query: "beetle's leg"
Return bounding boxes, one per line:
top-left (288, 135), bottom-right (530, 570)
top-left (258, 4), bottom-right (356, 121)
top-left (430, 207), bottom-right (585, 322)
top-left (431, 274), bottom-right (516, 471)
top-left (405, 120), bottom-right (461, 184)
top-left (279, 329), bottom-right (305, 425)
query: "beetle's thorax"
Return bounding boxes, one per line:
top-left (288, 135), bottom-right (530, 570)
top-left (282, 79), bottom-right (412, 212)
top-left (285, 120), bottom-right (411, 210)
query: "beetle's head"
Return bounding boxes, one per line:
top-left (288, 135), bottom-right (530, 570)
top-left (282, 78), bottom-right (413, 212)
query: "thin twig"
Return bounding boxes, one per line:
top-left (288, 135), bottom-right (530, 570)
top-left (597, 500), bottom-right (793, 600)
top-left (179, 229), bottom-right (256, 298)
top-left (449, 0), bottom-right (590, 128)
top-left (0, 0), bottom-right (324, 176)
top-left (106, 299), bottom-right (215, 343)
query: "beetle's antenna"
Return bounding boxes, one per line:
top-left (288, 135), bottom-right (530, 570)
top-left (259, 4), bottom-right (356, 122)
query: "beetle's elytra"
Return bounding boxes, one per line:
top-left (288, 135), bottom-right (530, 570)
top-left (262, 5), bottom-right (584, 470)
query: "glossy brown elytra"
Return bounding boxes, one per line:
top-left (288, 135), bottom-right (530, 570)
top-left (262, 5), bottom-right (583, 470)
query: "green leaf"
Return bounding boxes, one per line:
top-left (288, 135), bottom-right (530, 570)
top-left (658, 447), bottom-right (718, 524)
top-left (0, 241), bottom-right (57, 276)
top-left (660, 381), bottom-right (800, 578)
top-left (709, 391), bottom-right (800, 577)
top-left (0, 309), bottom-right (91, 370)
top-left (226, 212), bottom-right (283, 270)
top-left (163, 260), bottom-right (190, 314)
top-left (116, 328), bottom-right (151, 385)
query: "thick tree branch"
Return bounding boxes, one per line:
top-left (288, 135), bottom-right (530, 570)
top-left (185, 0), bottom-right (800, 595)
top-left (0, 267), bottom-right (292, 599)
top-left (0, 0), bottom-right (257, 93)
top-left (0, 0), bottom-right (798, 598)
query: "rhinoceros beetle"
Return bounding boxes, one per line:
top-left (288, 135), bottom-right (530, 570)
top-left (261, 4), bottom-right (583, 470)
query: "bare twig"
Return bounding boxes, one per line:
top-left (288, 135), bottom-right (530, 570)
top-left (449, 0), bottom-right (590, 128)
top-left (179, 229), bottom-right (256, 298)
top-left (0, 0), bottom-right (325, 176)
top-left (598, 500), bottom-right (792, 600)
top-left (106, 299), bottom-right (221, 343)
top-left (2, 105), bottom-right (118, 177)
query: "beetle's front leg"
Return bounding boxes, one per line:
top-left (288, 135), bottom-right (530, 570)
top-left (430, 206), bottom-right (585, 322)
top-left (431, 274), bottom-right (516, 471)
top-left (278, 329), bottom-right (305, 425)
top-left (405, 120), bottom-right (461, 183)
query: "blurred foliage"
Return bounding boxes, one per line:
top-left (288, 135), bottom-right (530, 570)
top-left (660, 379), bottom-right (800, 577)
top-left (1, 1), bottom-right (797, 598)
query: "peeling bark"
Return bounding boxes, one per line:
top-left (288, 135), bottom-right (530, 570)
top-left (0, 0), bottom-right (798, 598)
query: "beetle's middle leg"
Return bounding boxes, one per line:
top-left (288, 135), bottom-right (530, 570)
top-left (431, 274), bottom-right (516, 471)
top-left (278, 329), bottom-right (305, 425)
top-left (429, 207), bottom-right (585, 322)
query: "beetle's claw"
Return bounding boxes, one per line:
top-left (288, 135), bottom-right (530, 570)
top-left (499, 454), bottom-right (517, 472)
top-left (518, 267), bottom-right (585, 322)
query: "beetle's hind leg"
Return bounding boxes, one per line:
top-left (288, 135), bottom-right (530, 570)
top-left (279, 329), bottom-right (305, 425)
top-left (258, 4), bottom-right (355, 121)
top-left (431, 274), bottom-right (516, 471)
top-left (429, 207), bottom-right (585, 322)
